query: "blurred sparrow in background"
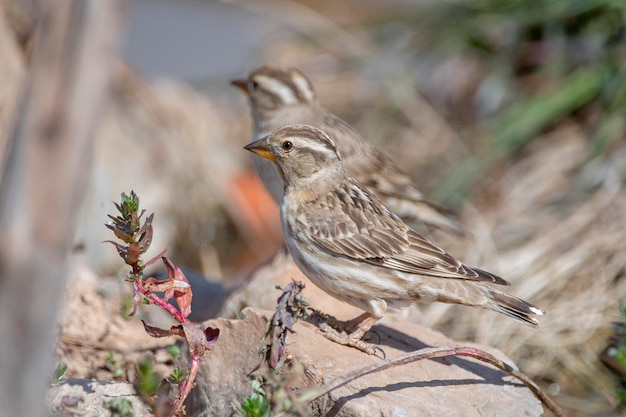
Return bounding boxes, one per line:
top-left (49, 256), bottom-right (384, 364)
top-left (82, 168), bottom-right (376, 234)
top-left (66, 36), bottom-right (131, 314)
top-left (245, 124), bottom-right (542, 355)
top-left (232, 66), bottom-right (464, 235)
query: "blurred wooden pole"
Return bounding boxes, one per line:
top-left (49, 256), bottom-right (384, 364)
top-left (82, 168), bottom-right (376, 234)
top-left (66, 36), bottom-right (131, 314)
top-left (0, 1), bottom-right (125, 416)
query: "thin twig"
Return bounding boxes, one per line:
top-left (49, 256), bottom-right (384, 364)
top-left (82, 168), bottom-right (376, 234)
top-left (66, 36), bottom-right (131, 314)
top-left (297, 345), bottom-right (566, 417)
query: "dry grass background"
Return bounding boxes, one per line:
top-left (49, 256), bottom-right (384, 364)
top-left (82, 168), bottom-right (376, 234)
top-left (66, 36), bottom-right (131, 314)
top-left (1, 1), bottom-right (625, 416)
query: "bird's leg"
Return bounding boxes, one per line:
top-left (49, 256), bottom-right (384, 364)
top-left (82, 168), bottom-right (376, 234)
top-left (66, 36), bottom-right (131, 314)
top-left (318, 313), bottom-right (384, 357)
top-left (322, 312), bottom-right (372, 334)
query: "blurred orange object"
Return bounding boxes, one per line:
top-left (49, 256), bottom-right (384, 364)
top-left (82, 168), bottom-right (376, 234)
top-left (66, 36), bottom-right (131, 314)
top-left (226, 171), bottom-right (283, 256)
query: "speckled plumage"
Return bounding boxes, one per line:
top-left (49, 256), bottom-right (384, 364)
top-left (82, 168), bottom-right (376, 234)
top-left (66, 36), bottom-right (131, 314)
top-left (244, 125), bottom-right (542, 353)
top-left (233, 66), bottom-right (464, 235)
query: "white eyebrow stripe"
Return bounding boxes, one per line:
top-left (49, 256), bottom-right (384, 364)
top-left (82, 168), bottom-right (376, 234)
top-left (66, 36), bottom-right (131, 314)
top-left (304, 138), bottom-right (333, 154)
top-left (291, 71), bottom-right (315, 102)
top-left (255, 75), bottom-right (298, 104)
top-left (294, 131), bottom-right (340, 159)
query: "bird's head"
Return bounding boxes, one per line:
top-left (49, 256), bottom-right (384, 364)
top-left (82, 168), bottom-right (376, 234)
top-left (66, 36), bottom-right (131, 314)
top-left (244, 124), bottom-right (344, 190)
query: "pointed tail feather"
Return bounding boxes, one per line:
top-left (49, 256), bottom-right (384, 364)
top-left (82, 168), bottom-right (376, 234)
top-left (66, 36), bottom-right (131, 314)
top-left (487, 289), bottom-right (544, 327)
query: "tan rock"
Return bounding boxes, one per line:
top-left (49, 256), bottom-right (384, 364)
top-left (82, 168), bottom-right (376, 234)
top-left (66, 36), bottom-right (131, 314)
top-left (185, 309), bottom-right (269, 416)
top-left (187, 308), bottom-right (543, 417)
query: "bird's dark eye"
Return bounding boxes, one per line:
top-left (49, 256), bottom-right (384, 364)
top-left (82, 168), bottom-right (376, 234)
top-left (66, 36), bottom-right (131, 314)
top-left (251, 80), bottom-right (260, 89)
top-left (282, 141), bottom-right (293, 151)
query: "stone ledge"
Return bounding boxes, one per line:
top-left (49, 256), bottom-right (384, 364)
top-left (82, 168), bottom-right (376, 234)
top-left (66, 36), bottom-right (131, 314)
top-left (187, 308), bottom-right (543, 417)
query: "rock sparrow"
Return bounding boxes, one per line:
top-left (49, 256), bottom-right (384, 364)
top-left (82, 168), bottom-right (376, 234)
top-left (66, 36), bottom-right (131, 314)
top-left (244, 124), bottom-right (543, 355)
top-left (232, 66), bottom-right (464, 235)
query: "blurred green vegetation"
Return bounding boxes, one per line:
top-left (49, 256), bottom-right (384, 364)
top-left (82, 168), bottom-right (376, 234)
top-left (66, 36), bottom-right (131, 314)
top-left (372, 0), bottom-right (625, 205)
top-left (236, 379), bottom-right (270, 417)
top-left (602, 299), bottom-right (626, 409)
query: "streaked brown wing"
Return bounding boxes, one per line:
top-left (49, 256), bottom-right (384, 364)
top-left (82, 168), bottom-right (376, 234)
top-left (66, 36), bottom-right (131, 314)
top-left (303, 181), bottom-right (508, 286)
top-left (379, 230), bottom-right (509, 285)
top-left (301, 182), bottom-right (411, 259)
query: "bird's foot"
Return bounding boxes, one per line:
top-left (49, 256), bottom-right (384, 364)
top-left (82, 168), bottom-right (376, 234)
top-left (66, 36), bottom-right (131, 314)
top-left (318, 312), bottom-right (372, 334)
top-left (317, 322), bottom-right (386, 359)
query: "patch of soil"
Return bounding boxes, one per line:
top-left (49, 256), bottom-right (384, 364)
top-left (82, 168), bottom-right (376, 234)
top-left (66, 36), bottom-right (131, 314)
top-left (55, 266), bottom-right (181, 384)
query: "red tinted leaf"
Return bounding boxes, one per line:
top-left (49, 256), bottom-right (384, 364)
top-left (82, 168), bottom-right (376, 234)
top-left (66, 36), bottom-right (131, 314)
top-left (142, 320), bottom-right (185, 338)
top-left (175, 287), bottom-right (192, 319)
top-left (204, 327), bottom-right (220, 350)
top-left (126, 242), bottom-right (141, 265)
top-left (138, 213), bottom-right (154, 252)
top-left (105, 218), bottom-right (134, 242)
top-left (129, 210), bottom-right (139, 233)
top-left (181, 323), bottom-right (206, 358)
top-left (106, 214), bottom-right (126, 229)
top-left (105, 240), bottom-right (127, 259)
top-left (138, 224), bottom-right (153, 253)
top-left (139, 213), bottom-right (154, 234)
top-left (162, 257), bottom-right (176, 300)
top-left (161, 257), bottom-right (192, 318)
top-left (113, 228), bottom-right (134, 243)
top-left (143, 277), bottom-right (190, 294)
top-left (174, 279), bottom-right (192, 318)
top-left (145, 246), bottom-right (169, 268)
top-left (162, 257), bottom-right (176, 278)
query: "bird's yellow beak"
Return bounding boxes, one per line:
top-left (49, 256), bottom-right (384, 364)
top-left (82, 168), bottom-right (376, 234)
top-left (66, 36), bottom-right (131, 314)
top-left (244, 138), bottom-right (276, 162)
top-left (230, 79), bottom-right (249, 95)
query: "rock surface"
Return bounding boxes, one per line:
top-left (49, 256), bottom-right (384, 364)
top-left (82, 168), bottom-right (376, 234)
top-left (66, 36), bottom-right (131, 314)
top-left (185, 309), bottom-right (269, 416)
top-left (51, 255), bottom-right (544, 417)
top-left (47, 379), bottom-right (151, 417)
top-left (186, 308), bottom-right (543, 417)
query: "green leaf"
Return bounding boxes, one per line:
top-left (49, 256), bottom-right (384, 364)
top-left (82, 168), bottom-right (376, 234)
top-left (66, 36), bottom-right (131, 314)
top-left (53, 363), bottom-right (68, 382)
top-left (135, 357), bottom-right (160, 396)
top-left (166, 344), bottom-right (181, 358)
top-left (170, 367), bottom-right (185, 384)
top-left (239, 395), bottom-right (270, 417)
top-left (106, 350), bottom-right (117, 365)
top-left (104, 397), bottom-right (134, 417)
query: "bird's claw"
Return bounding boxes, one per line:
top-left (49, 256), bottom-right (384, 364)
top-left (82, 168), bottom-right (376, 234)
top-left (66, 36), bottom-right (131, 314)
top-left (318, 322), bottom-right (386, 358)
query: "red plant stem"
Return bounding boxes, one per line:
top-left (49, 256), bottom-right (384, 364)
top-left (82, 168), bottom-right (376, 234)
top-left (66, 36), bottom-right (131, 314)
top-left (134, 277), bottom-right (188, 324)
top-left (174, 356), bottom-right (200, 414)
top-left (133, 274), bottom-right (203, 415)
top-left (130, 261), bottom-right (207, 416)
